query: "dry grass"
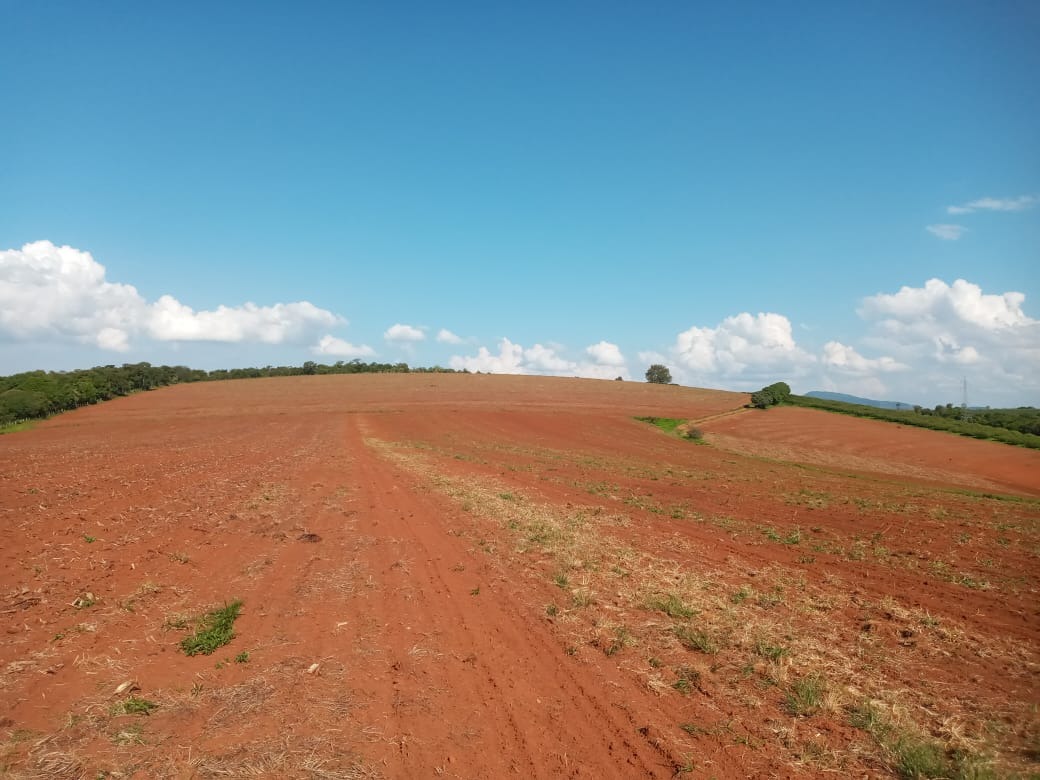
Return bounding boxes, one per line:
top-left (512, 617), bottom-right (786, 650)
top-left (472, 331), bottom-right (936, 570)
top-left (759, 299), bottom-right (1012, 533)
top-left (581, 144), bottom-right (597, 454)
top-left (368, 436), bottom-right (1040, 777)
top-left (189, 735), bottom-right (381, 778)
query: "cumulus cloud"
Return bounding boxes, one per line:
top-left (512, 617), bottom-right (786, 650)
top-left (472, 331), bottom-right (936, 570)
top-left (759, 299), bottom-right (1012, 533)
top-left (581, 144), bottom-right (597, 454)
top-left (1, 241), bottom-right (146, 351)
top-left (449, 338), bottom-right (630, 379)
top-left (97, 327), bottom-right (132, 352)
top-left (856, 278), bottom-right (1039, 404)
top-left (672, 312), bottom-right (815, 384)
top-left (384, 323), bottom-right (426, 342)
top-left (311, 335), bottom-right (376, 358)
top-left (0, 241), bottom-right (341, 352)
top-left (586, 340), bottom-right (626, 367)
top-left (436, 328), bottom-right (462, 344)
top-left (821, 341), bottom-right (907, 374)
top-left (860, 278), bottom-right (1031, 330)
top-left (148, 296), bottom-right (339, 343)
top-left (925, 224), bottom-right (966, 241)
top-left (947, 195), bottom-right (1037, 215)
top-left (450, 338), bottom-right (526, 374)
top-left (523, 343), bottom-right (573, 372)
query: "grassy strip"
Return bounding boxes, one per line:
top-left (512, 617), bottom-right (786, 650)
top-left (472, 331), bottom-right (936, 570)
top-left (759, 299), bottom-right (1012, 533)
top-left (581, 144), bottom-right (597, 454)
top-left (787, 395), bottom-right (1040, 450)
top-left (634, 416), bottom-right (684, 433)
top-left (180, 600), bottom-right (243, 656)
top-left (0, 419), bottom-right (37, 435)
top-left (633, 417), bottom-right (704, 441)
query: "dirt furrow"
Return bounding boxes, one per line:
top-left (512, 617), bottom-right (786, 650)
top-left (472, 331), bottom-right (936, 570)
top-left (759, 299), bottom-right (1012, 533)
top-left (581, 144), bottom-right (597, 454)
top-left (340, 415), bottom-right (685, 778)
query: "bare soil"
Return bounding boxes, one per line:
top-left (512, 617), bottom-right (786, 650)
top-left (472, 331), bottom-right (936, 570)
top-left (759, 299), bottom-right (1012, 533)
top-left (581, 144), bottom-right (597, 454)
top-left (1, 374), bottom-right (1037, 779)
top-left (702, 405), bottom-right (1040, 497)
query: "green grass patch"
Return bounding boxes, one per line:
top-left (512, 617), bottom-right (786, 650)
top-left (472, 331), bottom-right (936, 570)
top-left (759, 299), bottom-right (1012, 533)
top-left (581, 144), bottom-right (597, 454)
top-left (785, 672), bottom-right (825, 716)
top-left (119, 697), bottom-right (158, 716)
top-left (645, 592), bottom-right (697, 619)
top-left (849, 702), bottom-right (995, 779)
top-left (634, 417), bottom-right (707, 443)
top-left (0, 419), bottom-right (37, 435)
top-left (674, 625), bottom-right (719, 654)
top-left (180, 600), bottom-right (243, 656)
top-left (635, 416), bottom-right (684, 433)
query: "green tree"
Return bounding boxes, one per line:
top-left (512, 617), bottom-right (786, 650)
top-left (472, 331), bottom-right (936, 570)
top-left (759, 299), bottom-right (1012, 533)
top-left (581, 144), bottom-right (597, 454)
top-left (750, 381), bottom-right (792, 409)
top-left (645, 364), bottom-right (672, 384)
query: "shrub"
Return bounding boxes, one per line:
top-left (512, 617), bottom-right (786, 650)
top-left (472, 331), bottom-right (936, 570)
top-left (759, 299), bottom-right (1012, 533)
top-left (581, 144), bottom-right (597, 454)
top-left (750, 382), bottom-right (792, 409)
top-left (645, 364), bottom-right (673, 384)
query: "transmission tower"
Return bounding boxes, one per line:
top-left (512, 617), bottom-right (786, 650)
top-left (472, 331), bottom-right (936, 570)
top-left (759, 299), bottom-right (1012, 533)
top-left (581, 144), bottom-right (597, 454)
top-left (961, 377), bottom-right (972, 421)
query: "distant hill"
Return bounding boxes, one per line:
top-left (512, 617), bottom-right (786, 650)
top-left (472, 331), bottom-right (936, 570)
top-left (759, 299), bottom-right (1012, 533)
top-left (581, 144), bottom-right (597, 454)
top-left (805, 391), bottom-right (914, 410)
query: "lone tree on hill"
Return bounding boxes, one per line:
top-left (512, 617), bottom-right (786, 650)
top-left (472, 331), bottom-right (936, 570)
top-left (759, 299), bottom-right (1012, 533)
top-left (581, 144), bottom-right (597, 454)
top-left (645, 364), bottom-right (672, 384)
top-left (750, 381), bottom-right (792, 408)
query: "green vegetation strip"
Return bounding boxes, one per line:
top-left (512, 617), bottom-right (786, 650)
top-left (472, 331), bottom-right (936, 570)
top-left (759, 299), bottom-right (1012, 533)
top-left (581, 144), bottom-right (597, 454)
top-left (180, 600), bottom-right (243, 656)
top-left (787, 394), bottom-right (1040, 450)
top-left (633, 417), bottom-right (703, 441)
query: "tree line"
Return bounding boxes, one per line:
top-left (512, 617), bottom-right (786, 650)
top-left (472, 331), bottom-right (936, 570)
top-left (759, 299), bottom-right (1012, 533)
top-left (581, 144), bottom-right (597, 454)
top-left (783, 392), bottom-right (1040, 450)
top-left (0, 360), bottom-right (462, 427)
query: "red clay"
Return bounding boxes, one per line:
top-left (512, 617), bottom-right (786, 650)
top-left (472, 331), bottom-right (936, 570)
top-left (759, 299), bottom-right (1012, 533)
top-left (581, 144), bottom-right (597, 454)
top-left (701, 405), bottom-right (1040, 497)
top-left (1, 375), bottom-right (1037, 778)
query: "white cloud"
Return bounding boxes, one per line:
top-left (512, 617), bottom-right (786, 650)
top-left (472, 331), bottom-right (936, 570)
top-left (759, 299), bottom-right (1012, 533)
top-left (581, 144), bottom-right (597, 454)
top-left (1, 240), bottom-right (145, 351)
top-left (450, 338), bottom-right (526, 374)
top-left (672, 312), bottom-right (815, 385)
top-left (925, 224), bottom-right (966, 241)
top-left (148, 296), bottom-right (339, 343)
top-left (856, 278), bottom-right (1039, 404)
top-left (821, 341), bottom-right (907, 374)
top-left (585, 340), bottom-right (626, 367)
top-left (97, 327), bottom-right (132, 352)
top-left (947, 195), bottom-right (1037, 215)
top-left (384, 323), bottom-right (426, 342)
top-left (436, 328), bottom-right (462, 344)
top-left (449, 338), bottom-right (630, 379)
top-left (312, 334), bottom-right (376, 358)
top-left (0, 241), bottom-right (341, 352)
top-left (860, 278), bottom-right (1031, 330)
top-left (523, 343), bottom-right (573, 372)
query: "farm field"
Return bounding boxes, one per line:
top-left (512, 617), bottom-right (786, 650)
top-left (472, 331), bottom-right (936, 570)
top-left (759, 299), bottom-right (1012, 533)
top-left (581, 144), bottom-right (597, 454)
top-left (1, 374), bottom-right (1038, 778)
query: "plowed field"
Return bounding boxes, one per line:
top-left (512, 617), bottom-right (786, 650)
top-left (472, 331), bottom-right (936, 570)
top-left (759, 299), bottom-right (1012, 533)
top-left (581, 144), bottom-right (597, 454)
top-left (1, 374), bottom-right (1037, 778)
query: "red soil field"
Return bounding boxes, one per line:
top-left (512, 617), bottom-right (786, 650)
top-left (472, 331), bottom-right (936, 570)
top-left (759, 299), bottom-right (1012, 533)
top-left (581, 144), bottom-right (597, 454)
top-left (701, 405), bottom-right (1040, 498)
top-left (1, 374), bottom-right (1037, 778)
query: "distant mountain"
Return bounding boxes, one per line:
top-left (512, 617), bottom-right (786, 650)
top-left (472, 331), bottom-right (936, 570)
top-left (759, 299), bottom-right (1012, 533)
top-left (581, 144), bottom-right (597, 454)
top-left (804, 391), bottom-right (915, 410)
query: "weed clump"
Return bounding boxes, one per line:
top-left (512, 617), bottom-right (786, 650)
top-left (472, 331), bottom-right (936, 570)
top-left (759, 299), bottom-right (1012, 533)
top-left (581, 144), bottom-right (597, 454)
top-left (674, 625), bottom-right (719, 654)
top-left (849, 701), bottom-right (994, 779)
top-left (672, 666), bottom-right (701, 694)
top-left (119, 697), bottom-right (158, 716)
top-left (785, 672), bottom-right (825, 716)
top-left (646, 593), bottom-right (696, 620)
top-left (180, 600), bottom-right (243, 656)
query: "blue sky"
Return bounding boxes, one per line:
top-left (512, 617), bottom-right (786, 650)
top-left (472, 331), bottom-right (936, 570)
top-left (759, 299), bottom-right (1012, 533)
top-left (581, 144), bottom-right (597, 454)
top-left (1, 1), bottom-right (1038, 405)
